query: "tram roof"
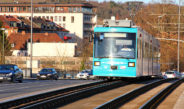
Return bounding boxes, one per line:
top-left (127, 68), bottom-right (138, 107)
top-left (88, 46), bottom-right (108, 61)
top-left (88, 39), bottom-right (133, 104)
top-left (94, 27), bottom-right (138, 33)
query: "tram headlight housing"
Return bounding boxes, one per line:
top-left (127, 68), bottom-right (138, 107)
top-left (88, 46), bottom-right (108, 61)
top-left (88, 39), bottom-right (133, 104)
top-left (128, 62), bottom-right (135, 67)
top-left (94, 61), bottom-right (100, 66)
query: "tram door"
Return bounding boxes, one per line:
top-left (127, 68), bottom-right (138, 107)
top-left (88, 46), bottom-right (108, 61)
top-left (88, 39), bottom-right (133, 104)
top-left (139, 39), bottom-right (143, 76)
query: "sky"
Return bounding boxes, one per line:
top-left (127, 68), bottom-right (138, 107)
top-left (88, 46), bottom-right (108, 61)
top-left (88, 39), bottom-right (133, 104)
top-left (96, 0), bottom-right (180, 4)
top-left (97, 0), bottom-right (152, 4)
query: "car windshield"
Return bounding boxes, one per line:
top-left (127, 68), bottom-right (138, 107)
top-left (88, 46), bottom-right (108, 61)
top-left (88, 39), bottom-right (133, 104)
top-left (41, 69), bottom-right (53, 73)
top-left (165, 72), bottom-right (174, 74)
top-left (0, 65), bottom-right (14, 70)
top-left (94, 33), bottom-right (136, 59)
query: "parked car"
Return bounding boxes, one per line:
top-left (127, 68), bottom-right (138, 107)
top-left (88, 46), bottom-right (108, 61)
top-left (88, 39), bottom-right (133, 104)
top-left (88, 70), bottom-right (97, 80)
top-left (163, 70), bottom-right (181, 79)
top-left (76, 70), bottom-right (90, 80)
top-left (0, 64), bottom-right (23, 83)
top-left (181, 72), bottom-right (184, 78)
top-left (76, 69), bottom-right (96, 80)
top-left (37, 68), bottom-right (59, 80)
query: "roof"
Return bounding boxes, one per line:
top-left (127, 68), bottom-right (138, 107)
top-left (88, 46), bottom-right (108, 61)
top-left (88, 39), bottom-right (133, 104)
top-left (0, 3), bottom-right (95, 8)
top-left (8, 33), bottom-right (64, 50)
top-left (0, 15), bottom-right (19, 29)
top-left (0, 64), bottom-right (17, 66)
top-left (17, 16), bottom-right (69, 32)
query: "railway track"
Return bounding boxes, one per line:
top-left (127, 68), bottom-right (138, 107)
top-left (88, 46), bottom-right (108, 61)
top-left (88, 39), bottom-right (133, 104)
top-left (0, 80), bottom-right (128, 109)
top-left (140, 78), bottom-right (184, 109)
top-left (95, 78), bottom-right (184, 109)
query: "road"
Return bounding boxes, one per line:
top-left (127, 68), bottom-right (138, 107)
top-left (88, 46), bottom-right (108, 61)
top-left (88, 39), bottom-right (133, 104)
top-left (0, 79), bottom-right (97, 102)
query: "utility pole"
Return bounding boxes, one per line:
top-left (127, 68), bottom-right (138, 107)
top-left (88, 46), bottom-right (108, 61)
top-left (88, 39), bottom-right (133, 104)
top-left (30, 0), bottom-right (33, 77)
top-left (177, 0), bottom-right (181, 72)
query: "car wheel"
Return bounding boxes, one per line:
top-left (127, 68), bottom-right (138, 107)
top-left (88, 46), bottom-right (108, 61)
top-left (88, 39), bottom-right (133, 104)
top-left (55, 77), bottom-right (58, 80)
top-left (18, 79), bottom-right (23, 83)
top-left (87, 76), bottom-right (89, 80)
top-left (11, 75), bottom-right (16, 83)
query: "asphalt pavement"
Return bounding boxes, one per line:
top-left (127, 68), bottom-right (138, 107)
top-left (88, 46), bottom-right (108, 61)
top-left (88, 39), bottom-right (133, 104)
top-left (0, 79), bottom-right (97, 101)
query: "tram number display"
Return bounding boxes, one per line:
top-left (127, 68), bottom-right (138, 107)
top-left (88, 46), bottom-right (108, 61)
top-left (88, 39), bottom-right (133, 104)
top-left (116, 40), bottom-right (132, 46)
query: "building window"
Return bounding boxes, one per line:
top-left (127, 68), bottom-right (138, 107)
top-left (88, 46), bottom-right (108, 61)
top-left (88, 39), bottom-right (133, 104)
top-left (28, 7), bottom-right (31, 12)
top-left (55, 16), bottom-right (57, 22)
top-left (77, 7), bottom-right (80, 12)
top-left (46, 16), bottom-right (49, 20)
top-left (10, 7), bottom-right (13, 12)
top-left (63, 23), bottom-right (65, 28)
top-left (73, 7), bottom-right (76, 12)
top-left (19, 7), bottom-right (23, 12)
top-left (63, 16), bottom-right (66, 22)
top-left (11, 43), bottom-right (15, 48)
top-left (71, 16), bottom-right (74, 23)
top-left (68, 8), bottom-right (72, 12)
top-left (51, 16), bottom-right (53, 21)
top-left (59, 16), bottom-right (61, 21)
top-left (23, 7), bottom-right (26, 11)
top-left (56, 7), bottom-right (60, 11)
top-left (7, 7), bottom-right (10, 12)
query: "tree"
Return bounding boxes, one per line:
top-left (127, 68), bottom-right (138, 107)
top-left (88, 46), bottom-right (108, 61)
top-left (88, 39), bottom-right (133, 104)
top-left (0, 21), bottom-right (12, 64)
top-left (78, 38), bottom-right (93, 71)
top-left (134, 2), bottom-right (184, 71)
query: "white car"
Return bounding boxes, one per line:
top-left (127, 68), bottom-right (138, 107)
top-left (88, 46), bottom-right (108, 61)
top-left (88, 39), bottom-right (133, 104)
top-left (76, 70), bottom-right (90, 79)
top-left (163, 71), bottom-right (181, 79)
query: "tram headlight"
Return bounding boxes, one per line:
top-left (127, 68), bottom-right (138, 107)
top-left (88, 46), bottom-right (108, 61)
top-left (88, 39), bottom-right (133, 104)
top-left (128, 62), bottom-right (135, 67)
top-left (94, 61), bottom-right (100, 66)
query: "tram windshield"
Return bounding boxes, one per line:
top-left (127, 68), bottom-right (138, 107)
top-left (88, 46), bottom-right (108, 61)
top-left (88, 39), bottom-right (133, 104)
top-left (94, 33), bottom-right (136, 59)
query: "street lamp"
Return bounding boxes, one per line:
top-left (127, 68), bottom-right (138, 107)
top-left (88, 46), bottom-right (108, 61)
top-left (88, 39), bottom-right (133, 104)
top-left (0, 28), bottom-right (5, 64)
top-left (30, 0), bottom-right (33, 77)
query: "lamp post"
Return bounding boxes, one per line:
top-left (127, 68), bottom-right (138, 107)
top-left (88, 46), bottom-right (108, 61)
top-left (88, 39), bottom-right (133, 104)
top-left (0, 28), bottom-right (5, 64)
top-left (177, 0), bottom-right (181, 72)
top-left (30, 0), bottom-right (33, 77)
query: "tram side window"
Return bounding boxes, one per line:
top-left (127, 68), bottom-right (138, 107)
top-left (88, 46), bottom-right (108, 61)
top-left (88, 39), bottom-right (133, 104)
top-left (149, 45), bottom-right (152, 58)
top-left (137, 39), bottom-right (139, 58)
top-left (140, 40), bottom-right (142, 58)
top-left (143, 42), bottom-right (146, 58)
top-left (157, 49), bottom-right (160, 63)
top-left (144, 42), bottom-right (149, 58)
top-left (138, 39), bottom-right (143, 59)
top-left (153, 47), bottom-right (157, 63)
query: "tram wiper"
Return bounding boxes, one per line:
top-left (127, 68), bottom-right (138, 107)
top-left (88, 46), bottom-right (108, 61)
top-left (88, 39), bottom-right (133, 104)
top-left (98, 56), bottom-right (109, 59)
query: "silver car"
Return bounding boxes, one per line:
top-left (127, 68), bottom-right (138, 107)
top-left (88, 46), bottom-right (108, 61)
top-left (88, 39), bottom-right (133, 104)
top-left (163, 71), bottom-right (181, 79)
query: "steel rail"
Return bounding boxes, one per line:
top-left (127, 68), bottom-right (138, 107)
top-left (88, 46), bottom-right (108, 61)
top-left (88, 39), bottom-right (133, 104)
top-left (95, 78), bottom-right (174, 109)
top-left (140, 78), bottom-right (184, 109)
top-left (19, 80), bottom-right (126, 109)
top-left (0, 80), bottom-right (107, 109)
top-left (0, 80), bottom-right (127, 109)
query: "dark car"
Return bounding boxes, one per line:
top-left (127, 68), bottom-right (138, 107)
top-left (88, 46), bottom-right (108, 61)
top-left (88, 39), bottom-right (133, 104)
top-left (0, 64), bottom-right (23, 83)
top-left (37, 68), bottom-right (59, 80)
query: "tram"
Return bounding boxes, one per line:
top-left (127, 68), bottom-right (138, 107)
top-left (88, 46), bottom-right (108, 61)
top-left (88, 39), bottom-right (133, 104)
top-left (92, 18), bottom-right (160, 79)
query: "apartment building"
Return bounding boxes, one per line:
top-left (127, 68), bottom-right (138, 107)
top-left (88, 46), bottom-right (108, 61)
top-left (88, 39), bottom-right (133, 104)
top-left (0, 15), bottom-right (69, 39)
top-left (8, 32), bottom-right (77, 57)
top-left (0, 3), bottom-right (97, 39)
